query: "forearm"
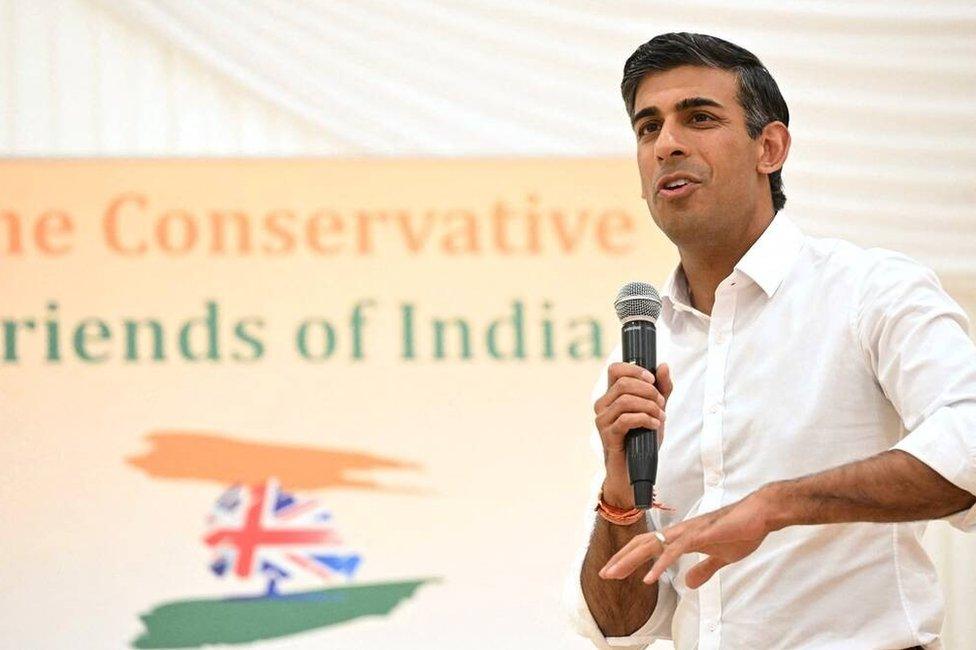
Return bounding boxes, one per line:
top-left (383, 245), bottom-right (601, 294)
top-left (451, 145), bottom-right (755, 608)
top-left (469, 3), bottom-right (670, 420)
top-left (763, 449), bottom-right (976, 531)
top-left (580, 476), bottom-right (658, 637)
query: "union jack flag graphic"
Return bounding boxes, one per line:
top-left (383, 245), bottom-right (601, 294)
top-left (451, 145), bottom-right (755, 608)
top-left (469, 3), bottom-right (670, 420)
top-left (204, 478), bottom-right (361, 595)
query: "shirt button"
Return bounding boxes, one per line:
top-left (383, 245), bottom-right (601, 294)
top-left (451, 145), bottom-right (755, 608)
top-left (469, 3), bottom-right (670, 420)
top-left (706, 472), bottom-right (720, 487)
top-left (709, 402), bottom-right (722, 414)
top-left (714, 333), bottom-right (726, 345)
top-left (708, 622), bottom-right (718, 632)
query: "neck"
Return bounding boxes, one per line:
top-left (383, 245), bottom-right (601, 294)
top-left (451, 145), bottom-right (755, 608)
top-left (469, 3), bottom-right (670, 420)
top-left (678, 211), bottom-right (775, 315)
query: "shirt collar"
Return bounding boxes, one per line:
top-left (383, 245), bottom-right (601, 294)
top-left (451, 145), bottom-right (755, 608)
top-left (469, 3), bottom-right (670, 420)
top-left (734, 211), bottom-right (805, 297)
top-left (661, 262), bottom-right (703, 319)
top-left (661, 211), bottom-right (805, 310)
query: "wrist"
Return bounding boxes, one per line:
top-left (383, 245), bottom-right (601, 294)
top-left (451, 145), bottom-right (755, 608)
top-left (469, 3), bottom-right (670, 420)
top-left (757, 480), bottom-right (798, 532)
top-left (601, 476), bottom-right (636, 510)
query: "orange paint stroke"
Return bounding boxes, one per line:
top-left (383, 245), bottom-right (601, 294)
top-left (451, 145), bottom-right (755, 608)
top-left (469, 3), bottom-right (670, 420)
top-left (126, 430), bottom-right (428, 494)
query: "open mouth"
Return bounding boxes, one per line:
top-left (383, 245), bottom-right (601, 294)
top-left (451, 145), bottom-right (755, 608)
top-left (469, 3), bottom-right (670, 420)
top-left (658, 179), bottom-right (700, 199)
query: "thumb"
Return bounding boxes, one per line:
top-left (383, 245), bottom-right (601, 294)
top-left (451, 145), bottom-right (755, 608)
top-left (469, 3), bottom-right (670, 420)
top-left (657, 363), bottom-right (674, 400)
top-left (685, 555), bottom-right (727, 589)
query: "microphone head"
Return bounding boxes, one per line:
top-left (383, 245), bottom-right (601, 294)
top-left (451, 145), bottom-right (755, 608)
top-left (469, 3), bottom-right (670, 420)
top-left (614, 281), bottom-right (662, 322)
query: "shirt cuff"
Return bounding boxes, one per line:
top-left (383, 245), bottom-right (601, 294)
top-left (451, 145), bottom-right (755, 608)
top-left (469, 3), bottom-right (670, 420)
top-left (606, 572), bottom-right (677, 647)
top-left (892, 403), bottom-right (976, 532)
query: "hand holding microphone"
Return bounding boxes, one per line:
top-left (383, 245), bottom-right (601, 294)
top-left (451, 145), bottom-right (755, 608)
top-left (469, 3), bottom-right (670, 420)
top-left (592, 282), bottom-right (671, 510)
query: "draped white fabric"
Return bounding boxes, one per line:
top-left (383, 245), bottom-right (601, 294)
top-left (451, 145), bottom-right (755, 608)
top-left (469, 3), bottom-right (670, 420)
top-left (1, 1), bottom-right (974, 647)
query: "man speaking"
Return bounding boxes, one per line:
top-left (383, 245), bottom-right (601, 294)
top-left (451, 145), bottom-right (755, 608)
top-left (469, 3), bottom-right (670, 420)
top-left (565, 32), bottom-right (976, 649)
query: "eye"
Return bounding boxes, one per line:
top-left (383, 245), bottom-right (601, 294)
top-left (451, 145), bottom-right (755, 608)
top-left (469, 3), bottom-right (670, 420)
top-left (637, 121), bottom-right (659, 137)
top-left (692, 112), bottom-right (715, 123)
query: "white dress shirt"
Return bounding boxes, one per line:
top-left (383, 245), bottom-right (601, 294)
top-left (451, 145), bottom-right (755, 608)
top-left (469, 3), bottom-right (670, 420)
top-left (564, 210), bottom-right (976, 650)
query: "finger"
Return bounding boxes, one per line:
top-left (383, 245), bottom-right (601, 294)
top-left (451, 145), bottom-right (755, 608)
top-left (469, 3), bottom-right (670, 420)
top-left (643, 535), bottom-right (690, 584)
top-left (595, 408), bottom-right (660, 439)
top-left (594, 410), bottom-right (661, 448)
top-left (607, 361), bottom-right (654, 389)
top-left (684, 555), bottom-right (728, 589)
top-left (600, 534), bottom-right (648, 578)
top-left (656, 363), bottom-right (674, 401)
top-left (599, 363), bottom-right (654, 413)
top-left (594, 376), bottom-right (662, 414)
top-left (604, 393), bottom-right (665, 425)
top-left (608, 412), bottom-right (662, 439)
top-left (608, 376), bottom-right (663, 407)
top-left (599, 532), bottom-right (664, 579)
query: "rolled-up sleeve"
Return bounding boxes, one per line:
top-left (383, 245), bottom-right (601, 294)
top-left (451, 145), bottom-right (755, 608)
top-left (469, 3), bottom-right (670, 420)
top-left (562, 349), bottom-right (677, 648)
top-left (855, 250), bottom-right (976, 531)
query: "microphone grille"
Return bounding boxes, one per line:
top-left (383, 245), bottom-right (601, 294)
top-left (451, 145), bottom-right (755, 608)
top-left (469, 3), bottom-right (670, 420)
top-left (614, 281), bottom-right (662, 322)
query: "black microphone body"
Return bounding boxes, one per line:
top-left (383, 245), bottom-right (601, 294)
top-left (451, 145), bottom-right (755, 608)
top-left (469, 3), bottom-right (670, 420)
top-left (621, 319), bottom-right (658, 509)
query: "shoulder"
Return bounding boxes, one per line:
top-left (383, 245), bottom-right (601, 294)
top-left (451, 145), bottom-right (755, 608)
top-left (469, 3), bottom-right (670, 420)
top-left (787, 228), bottom-right (963, 333)
top-left (798, 230), bottom-right (938, 296)
top-left (855, 247), bottom-right (945, 307)
top-left (801, 230), bottom-right (908, 272)
top-left (822, 243), bottom-right (970, 339)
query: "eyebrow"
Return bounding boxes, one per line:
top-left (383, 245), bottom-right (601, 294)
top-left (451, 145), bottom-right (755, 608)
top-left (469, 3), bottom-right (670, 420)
top-left (631, 96), bottom-right (726, 126)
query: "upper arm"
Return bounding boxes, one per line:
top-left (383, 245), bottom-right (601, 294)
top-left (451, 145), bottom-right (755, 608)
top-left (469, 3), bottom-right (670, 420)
top-left (855, 250), bottom-right (976, 527)
top-left (854, 250), bottom-right (975, 428)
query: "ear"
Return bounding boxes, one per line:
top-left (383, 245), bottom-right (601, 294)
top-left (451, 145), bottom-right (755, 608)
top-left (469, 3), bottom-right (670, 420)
top-left (756, 121), bottom-right (790, 175)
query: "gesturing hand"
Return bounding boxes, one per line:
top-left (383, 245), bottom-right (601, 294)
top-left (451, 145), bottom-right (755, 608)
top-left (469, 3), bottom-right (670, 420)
top-left (599, 489), bottom-right (777, 589)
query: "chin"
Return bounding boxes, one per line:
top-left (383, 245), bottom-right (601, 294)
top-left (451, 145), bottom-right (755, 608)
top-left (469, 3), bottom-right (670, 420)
top-left (652, 209), bottom-right (711, 246)
top-left (649, 213), bottom-right (691, 244)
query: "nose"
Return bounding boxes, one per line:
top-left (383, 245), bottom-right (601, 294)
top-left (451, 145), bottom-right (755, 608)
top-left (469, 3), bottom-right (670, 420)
top-left (654, 118), bottom-right (687, 162)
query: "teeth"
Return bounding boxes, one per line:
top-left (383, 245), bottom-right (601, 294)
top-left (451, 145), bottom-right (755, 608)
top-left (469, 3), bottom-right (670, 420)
top-left (665, 180), bottom-right (689, 189)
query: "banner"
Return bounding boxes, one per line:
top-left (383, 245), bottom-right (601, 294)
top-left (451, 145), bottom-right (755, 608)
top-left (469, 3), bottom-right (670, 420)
top-left (0, 159), bottom-right (675, 648)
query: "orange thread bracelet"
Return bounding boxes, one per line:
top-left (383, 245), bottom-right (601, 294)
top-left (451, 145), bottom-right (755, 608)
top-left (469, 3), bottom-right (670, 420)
top-left (595, 491), bottom-right (645, 525)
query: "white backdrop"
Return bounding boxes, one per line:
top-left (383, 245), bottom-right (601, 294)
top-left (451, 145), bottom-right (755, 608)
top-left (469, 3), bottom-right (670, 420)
top-left (1, 1), bottom-right (974, 647)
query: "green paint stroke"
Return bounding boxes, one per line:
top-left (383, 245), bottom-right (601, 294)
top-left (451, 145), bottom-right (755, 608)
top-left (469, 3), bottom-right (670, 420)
top-left (131, 578), bottom-right (441, 648)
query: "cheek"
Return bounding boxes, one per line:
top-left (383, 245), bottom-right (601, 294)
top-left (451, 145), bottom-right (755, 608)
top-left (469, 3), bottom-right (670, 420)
top-left (725, 135), bottom-right (758, 167)
top-left (703, 142), bottom-right (753, 193)
top-left (636, 151), bottom-right (657, 195)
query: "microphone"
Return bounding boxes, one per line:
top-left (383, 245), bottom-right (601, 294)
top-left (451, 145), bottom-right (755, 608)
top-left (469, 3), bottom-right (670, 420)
top-left (614, 281), bottom-right (663, 510)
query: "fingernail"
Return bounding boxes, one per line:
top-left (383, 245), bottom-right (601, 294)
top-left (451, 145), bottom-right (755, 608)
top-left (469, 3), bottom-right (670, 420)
top-left (641, 370), bottom-right (654, 382)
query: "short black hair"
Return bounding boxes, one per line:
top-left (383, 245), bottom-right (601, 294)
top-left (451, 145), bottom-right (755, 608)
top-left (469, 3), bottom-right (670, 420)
top-left (622, 32), bottom-right (789, 213)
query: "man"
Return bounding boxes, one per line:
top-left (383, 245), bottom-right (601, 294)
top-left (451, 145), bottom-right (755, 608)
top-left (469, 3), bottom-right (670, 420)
top-left (565, 32), bottom-right (976, 649)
